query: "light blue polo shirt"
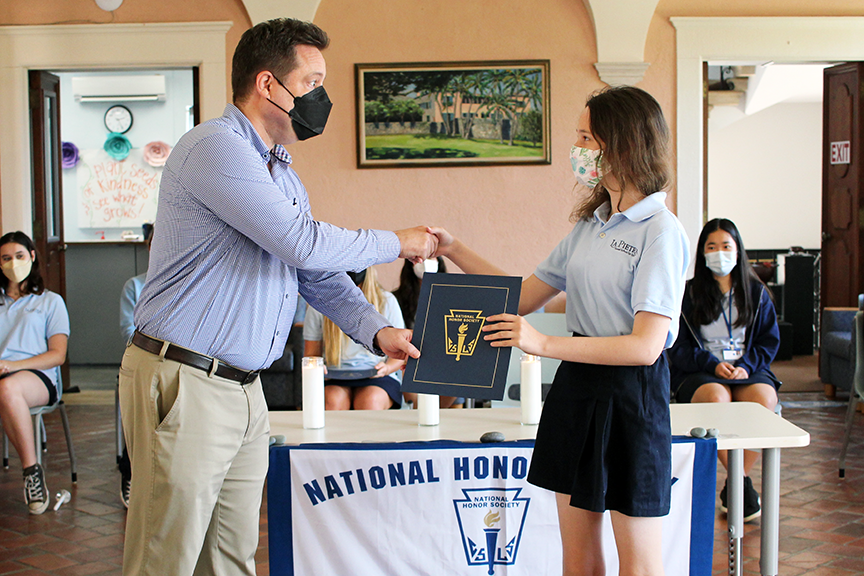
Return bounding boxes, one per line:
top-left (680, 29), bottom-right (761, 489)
top-left (120, 272), bottom-right (147, 344)
top-left (0, 290), bottom-right (70, 392)
top-left (534, 192), bottom-right (689, 348)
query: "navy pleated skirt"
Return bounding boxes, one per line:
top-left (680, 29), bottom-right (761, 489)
top-left (527, 352), bottom-right (671, 517)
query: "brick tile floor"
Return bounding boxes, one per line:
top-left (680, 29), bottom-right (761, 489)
top-left (1, 392), bottom-right (863, 575)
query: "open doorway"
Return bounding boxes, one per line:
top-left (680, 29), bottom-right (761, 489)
top-left (705, 61), bottom-right (829, 378)
top-left (705, 62), bottom-right (826, 250)
top-left (53, 68), bottom-right (196, 371)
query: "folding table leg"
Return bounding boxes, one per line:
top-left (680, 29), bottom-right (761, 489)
top-left (727, 449), bottom-right (744, 576)
top-left (760, 448), bottom-right (780, 576)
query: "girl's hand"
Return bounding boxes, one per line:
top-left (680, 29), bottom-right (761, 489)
top-left (730, 366), bottom-right (749, 380)
top-left (482, 314), bottom-right (546, 356)
top-left (0, 360), bottom-right (15, 375)
top-left (373, 359), bottom-right (406, 378)
top-left (714, 362), bottom-right (735, 380)
top-left (426, 226), bottom-right (455, 258)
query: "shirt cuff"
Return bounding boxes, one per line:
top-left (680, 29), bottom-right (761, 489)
top-left (374, 230), bottom-right (402, 263)
top-left (356, 310), bottom-right (394, 356)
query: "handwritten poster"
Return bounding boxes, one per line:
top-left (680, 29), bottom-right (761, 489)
top-left (77, 149), bottom-right (161, 228)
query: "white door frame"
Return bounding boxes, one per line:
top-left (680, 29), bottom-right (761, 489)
top-left (673, 16), bottom-right (864, 249)
top-left (0, 22), bottom-right (232, 234)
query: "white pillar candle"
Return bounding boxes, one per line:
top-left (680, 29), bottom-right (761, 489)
top-left (417, 393), bottom-right (439, 426)
top-left (520, 353), bottom-right (542, 425)
top-left (302, 356), bottom-right (325, 429)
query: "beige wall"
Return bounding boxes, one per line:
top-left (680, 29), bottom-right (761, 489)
top-left (0, 0), bottom-right (250, 88)
top-left (4, 0), bottom-right (864, 288)
top-left (298, 0), bottom-right (610, 288)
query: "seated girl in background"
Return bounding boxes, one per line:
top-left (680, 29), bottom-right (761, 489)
top-left (304, 267), bottom-right (405, 410)
top-left (667, 218), bottom-right (780, 522)
top-left (0, 231), bottom-right (70, 515)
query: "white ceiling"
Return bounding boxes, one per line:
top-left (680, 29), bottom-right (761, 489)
top-left (744, 63), bottom-right (830, 115)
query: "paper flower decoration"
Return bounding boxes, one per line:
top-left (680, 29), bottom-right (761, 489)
top-left (104, 132), bottom-right (132, 161)
top-left (143, 141), bottom-right (172, 167)
top-left (61, 141), bottom-right (79, 169)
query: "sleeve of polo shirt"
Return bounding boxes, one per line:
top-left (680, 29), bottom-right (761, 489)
top-left (298, 269), bottom-right (391, 353)
top-left (119, 277), bottom-right (137, 343)
top-left (180, 132), bottom-right (400, 271)
top-left (383, 292), bottom-right (406, 331)
top-left (631, 225), bottom-right (689, 322)
top-left (533, 232), bottom-right (574, 292)
top-left (303, 305), bottom-right (323, 342)
top-left (45, 293), bottom-right (70, 339)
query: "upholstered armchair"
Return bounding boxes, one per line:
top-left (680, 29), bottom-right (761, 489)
top-left (821, 295), bottom-right (864, 396)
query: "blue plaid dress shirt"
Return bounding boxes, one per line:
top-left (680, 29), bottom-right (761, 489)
top-left (134, 104), bottom-right (401, 371)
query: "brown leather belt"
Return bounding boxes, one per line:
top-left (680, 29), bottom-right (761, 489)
top-left (131, 331), bottom-right (261, 385)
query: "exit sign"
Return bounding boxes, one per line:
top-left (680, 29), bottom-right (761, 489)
top-left (831, 140), bottom-right (851, 165)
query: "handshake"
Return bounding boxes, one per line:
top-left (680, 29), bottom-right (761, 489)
top-left (395, 226), bottom-right (450, 264)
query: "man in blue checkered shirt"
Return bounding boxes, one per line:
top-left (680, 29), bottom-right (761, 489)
top-left (118, 18), bottom-right (436, 576)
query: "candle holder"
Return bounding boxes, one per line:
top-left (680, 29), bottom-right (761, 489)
top-left (417, 393), bottom-right (440, 426)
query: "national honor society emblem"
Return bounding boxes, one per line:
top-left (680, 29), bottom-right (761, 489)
top-left (453, 487), bottom-right (530, 575)
top-left (445, 310), bottom-right (486, 361)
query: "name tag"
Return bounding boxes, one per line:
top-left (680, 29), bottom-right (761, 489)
top-left (722, 348), bottom-right (743, 361)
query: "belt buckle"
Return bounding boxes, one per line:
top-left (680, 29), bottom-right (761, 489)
top-left (240, 370), bottom-right (260, 385)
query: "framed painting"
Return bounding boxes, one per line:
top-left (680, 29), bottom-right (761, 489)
top-left (355, 60), bottom-right (550, 168)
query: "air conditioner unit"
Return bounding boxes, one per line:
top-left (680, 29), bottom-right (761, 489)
top-left (71, 75), bottom-right (166, 102)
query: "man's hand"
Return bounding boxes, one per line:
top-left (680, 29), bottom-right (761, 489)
top-left (374, 327), bottom-right (419, 361)
top-left (395, 226), bottom-right (438, 264)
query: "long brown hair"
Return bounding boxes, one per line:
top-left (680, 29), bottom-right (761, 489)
top-left (322, 267), bottom-right (386, 367)
top-left (571, 86), bottom-right (671, 221)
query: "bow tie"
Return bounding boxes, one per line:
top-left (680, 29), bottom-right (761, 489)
top-left (270, 145), bottom-right (291, 164)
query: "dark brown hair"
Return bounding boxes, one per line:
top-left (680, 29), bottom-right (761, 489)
top-left (231, 18), bottom-right (330, 104)
top-left (688, 218), bottom-right (763, 328)
top-left (0, 231), bottom-right (44, 296)
top-left (571, 86), bottom-right (671, 221)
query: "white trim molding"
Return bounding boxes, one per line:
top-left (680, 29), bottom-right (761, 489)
top-left (240, 0), bottom-right (321, 24)
top-left (594, 62), bottom-right (651, 86)
top-left (672, 16), bottom-right (864, 249)
top-left (0, 22), bottom-right (232, 234)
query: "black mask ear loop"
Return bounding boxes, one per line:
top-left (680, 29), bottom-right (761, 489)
top-left (267, 75), bottom-right (295, 117)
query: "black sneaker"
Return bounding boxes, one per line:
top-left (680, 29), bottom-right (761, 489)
top-left (719, 476), bottom-right (762, 522)
top-left (120, 474), bottom-right (131, 509)
top-left (23, 464), bottom-right (49, 515)
top-left (743, 476), bottom-right (761, 522)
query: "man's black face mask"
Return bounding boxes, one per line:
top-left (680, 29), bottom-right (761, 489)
top-left (269, 75), bottom-right (332, 141)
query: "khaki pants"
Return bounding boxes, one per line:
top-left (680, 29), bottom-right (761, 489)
top-left (119, 343), bottom-right (270, 576)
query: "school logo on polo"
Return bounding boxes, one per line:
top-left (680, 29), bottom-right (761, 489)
top-left (610, 238), bottom-right (638, 257)
top-left (444, 310), bottom-right (485, 361)
top-left (453, 487), bottom-right (530, 574)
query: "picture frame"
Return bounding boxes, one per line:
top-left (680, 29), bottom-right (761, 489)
top-left (355, 60), bottom-right (550, 168)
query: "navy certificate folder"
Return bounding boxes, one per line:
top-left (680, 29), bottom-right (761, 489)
top-left (401, 273), bottom-right (521, 401)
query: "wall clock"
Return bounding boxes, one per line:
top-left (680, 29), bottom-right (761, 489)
top-left (104, 104), bottom-right (133, 134)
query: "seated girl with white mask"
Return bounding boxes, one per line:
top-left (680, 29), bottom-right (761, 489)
top-left (667, 218), bottom-right (780, 523)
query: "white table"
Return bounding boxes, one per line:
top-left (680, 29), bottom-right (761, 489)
top-left (269, 402), bottom-right (809, 576)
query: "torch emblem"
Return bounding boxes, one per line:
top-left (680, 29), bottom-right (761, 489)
top-left (445, 310), bottom-right (486, 361)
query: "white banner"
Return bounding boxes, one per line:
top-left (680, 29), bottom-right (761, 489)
top-left (268, 439), bottom-right (715, 576)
